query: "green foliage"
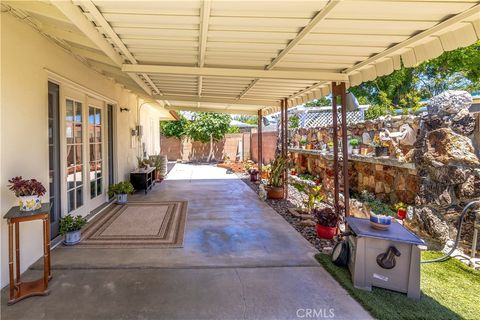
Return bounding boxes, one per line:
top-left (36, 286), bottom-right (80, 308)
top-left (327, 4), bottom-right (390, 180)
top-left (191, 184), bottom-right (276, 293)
top-left (160, 114), bottom-right (189, 139)
top-left (268, 155), bottom-right (287, 187)
top-left (234, 115), bottom-right (257, 125)
top-left (227, 126), bottom-right (240, 134)
top-left (292, 182), bottom-right (323, 213)
top-left (304, 97), bottom-right (331, 107)
top-left (358, 191), bottom-right (395, 216)
top-left (187, 112), bottom-right (231, 143)
top-left (298, 173), bottom-right (315, 181)
top-left (59, 214), bottom-right (87, 235)
top-left (108, 181), bottom-right (134, 197)
top-left (289, 115), bottom-right (300, 128)
top-left (393, 202), bottom-right (407, 210)
top-left (349, 138), bottom-right (359, 147)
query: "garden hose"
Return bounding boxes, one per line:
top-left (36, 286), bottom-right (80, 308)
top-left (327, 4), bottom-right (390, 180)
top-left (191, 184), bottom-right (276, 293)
top-left (421, 200), bottom-right (480, 264)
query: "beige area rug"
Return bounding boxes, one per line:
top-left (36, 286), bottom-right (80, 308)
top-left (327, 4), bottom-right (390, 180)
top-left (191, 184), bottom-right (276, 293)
top-left (74, 201), bottom-right (188, 248)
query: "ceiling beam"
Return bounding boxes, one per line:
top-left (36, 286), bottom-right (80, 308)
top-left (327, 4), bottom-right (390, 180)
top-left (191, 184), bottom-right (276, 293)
top-left (154, 95), bottom-right (281, 107)
top-left (197, 0), bottom-right (211, 97)
top-left (51, 0), bottom-right (152, 96)
top-left (167, 105), bottom-right (259, 116)
top-left (344, 3), bottom-right (480, 74)
top-left (122, 64), bottom-right (349, 82)
top-left (80, 1), bottom-right (161, 96)
top-left (238, 0), bottom-right (340, 99)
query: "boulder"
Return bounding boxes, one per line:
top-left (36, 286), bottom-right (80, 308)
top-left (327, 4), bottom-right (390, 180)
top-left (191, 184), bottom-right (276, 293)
top-left (426, 90), bottom-right (472, 115)
top-left (413, 207), bottom-right (450, 243)
top-left (450, 109), bottom-right (476, 136)
top-left (455, 173), bottom-right (480, 201)
top-left (425, 166), bottom-right (469, 185)
top-left (423, 128), bottom-right (480, 167)
top-left (415, 179), bottom-right (454, 208)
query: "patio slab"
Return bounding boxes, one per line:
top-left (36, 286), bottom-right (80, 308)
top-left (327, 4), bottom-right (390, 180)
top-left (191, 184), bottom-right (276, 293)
top-left (1, 164), bottom-right (371, 319)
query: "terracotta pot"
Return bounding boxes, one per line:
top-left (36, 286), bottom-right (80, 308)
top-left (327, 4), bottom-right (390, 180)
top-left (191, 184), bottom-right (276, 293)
top-left (397, 208), bottom-right (407, 220)
top-left (316, 224), bottom-right (337, 239)
top-left (267, 186), bottom-right (284, 199)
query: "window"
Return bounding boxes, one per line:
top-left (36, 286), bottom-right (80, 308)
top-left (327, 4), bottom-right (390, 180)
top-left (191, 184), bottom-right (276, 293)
top-left (66, 99), bottom-right (84, 212)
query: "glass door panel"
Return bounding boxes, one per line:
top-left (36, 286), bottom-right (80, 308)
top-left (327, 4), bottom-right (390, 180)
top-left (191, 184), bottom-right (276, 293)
top-left (66, 99), bottom-right (84, 213)
top-left (89, 106), bottom-right (103, 199)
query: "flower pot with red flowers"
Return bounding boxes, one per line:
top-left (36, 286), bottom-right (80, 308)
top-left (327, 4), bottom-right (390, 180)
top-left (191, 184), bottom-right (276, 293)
top-left (312, 207), bottom-right (338, 239)
top-left (8, 176), bottom-right (46, 211)
top-left (394, 202), bottom-right (407, 220)
top-left (266, 155), bottom-right (286, 200)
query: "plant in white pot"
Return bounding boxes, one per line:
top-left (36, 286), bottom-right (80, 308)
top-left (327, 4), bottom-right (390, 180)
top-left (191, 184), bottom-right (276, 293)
top-left (349, 138), bottom-right (360, 155)
top-left (108, 181), bottom-right (135, 204)
top-left (60, 214), bottom-right (87, 245)
top-left (8, 176), bottom-right (46, 211)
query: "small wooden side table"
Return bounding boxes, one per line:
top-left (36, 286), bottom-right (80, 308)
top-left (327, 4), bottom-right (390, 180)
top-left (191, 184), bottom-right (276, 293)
top-left (4, 203), bottom-right (52, 305)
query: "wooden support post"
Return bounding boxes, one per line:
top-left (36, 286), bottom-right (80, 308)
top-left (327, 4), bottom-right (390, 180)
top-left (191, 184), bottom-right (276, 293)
top-left (283, 98), bottom-right (289, 199)
top-left (257, 109), bottom-right (263, 175)
top-left (331, 82), bottom-right (340, 215)
top-left (339, 82), bottom-right (350, 217)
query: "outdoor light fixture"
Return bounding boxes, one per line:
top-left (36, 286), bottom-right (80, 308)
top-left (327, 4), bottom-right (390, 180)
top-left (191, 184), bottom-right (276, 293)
top-left (120, 107), bottom-right (130, 112)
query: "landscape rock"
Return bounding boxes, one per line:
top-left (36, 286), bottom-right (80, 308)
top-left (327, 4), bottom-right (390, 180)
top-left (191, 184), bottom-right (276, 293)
top-left (450, 109), bottom-right (476, 136)
top-left (413, 207), bottom-right (450, 243)
top-left (416, 179), bottom-right (454, 208)
top-left (426, 90), bottom-right (472, 115)
top-left (455, 173), bottom-right (480, 201)
top-left (423, 128), bottom-right (479, 167)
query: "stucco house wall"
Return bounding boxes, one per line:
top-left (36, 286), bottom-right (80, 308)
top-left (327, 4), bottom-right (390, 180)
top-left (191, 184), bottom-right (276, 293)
top-left (0, 14), bottom-right (164, 287)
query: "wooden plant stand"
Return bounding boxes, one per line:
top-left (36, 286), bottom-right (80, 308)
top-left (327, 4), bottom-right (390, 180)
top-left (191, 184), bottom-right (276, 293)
top-left (4, 204), bottom-right (52, 305)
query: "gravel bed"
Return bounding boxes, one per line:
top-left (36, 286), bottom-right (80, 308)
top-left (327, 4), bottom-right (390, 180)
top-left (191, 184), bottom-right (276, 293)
top-left (238, 173), bottom-right (335, 254)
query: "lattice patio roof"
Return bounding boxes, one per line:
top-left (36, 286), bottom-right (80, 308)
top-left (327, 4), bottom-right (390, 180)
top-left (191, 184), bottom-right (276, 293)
top-left (4, 0), bottom-right (480, 115)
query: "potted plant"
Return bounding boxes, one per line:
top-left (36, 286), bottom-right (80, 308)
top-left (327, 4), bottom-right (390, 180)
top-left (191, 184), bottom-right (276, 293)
top-left (349, 138), bottom-right (360, 154)
top-left (150, 154), bottom-right (167, 181)
top-left (137, 157), bottom-right (150, 170)
top-left (108, 181), bottom-right (135, 204)
top-left (372, 136), bottom-right (389, 157)
top-left (60, 214), bottom-right (87, 245)
top-left (300, 137), bottom-right (308, 150)
top-left (261, 164), bottom-right (271, 180)
top-left (312, 207), bottom-right (338, 239)
top-left (266, 155), bottom-right (287, 199)
top-left (367, 198), bottom-right (396, 230)
top-left (394, 202), bottom-right (407, 220)
top-left (8, 176), bottom-right (46, 211)
top-left (327, 141), bottom-right (334, 152)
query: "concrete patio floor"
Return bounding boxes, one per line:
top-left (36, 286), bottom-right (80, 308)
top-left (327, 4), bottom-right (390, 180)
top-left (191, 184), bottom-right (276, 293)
top-left (1, 164), bottom-right (371, 319)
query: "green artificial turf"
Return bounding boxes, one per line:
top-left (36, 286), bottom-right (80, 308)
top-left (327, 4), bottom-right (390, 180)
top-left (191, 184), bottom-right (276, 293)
top-left (315, 251), bottom-right (479, 320)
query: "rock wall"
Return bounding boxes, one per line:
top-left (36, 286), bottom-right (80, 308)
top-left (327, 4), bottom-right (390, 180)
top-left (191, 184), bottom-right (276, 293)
top-left (412, 91), bottom-right (480, 246)
top-left (289, 115), bottom-right (421, 204)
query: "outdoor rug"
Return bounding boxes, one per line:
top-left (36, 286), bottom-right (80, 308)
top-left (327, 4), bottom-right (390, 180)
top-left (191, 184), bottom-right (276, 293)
top-left (75, 201), bottom-right (188, 248)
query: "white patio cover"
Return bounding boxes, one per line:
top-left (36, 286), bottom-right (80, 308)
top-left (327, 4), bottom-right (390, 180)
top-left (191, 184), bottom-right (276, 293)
top-left (3, 0), bottom-right (479, 115)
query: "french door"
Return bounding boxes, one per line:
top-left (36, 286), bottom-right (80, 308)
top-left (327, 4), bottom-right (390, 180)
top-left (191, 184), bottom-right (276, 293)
top-left (62, 88), bottom-right (107, 216)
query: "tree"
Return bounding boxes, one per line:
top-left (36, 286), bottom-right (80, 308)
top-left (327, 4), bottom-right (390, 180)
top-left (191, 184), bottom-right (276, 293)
top-left (187, 112), bottom-right (231, 162)
top-left (160, 114), bottom-right (189, 139)
top-left (304, 97), bottom-right (331, 107)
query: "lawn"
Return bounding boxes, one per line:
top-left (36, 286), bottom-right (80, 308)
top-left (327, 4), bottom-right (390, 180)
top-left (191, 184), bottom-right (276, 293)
top-left (315, 251), bottom-right (479, 320)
